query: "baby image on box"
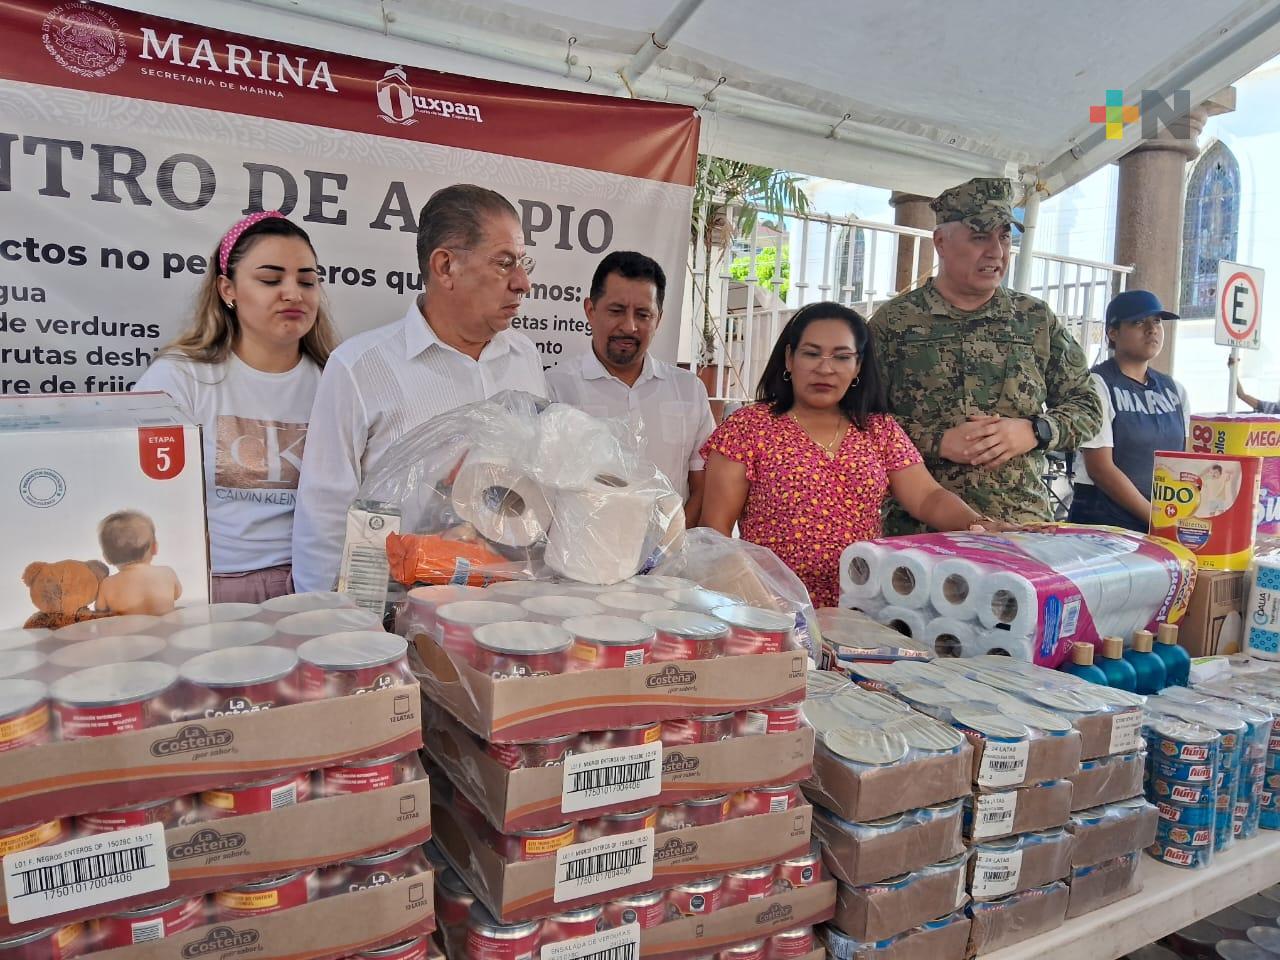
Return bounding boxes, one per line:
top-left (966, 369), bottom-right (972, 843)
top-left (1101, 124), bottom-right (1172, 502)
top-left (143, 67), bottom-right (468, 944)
top-left (96, 509), bottom-right (183, 616)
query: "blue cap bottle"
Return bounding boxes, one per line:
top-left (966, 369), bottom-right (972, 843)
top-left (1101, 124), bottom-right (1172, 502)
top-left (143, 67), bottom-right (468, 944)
top-left (1154, 622), bottom-right (1192, 687)
top-left (1060, 641), bottom-right (1108, 686)
top-left (1123, 629), bottom-right (1167, 695)
top-left (1098, 636), bottom-right (1138, 692)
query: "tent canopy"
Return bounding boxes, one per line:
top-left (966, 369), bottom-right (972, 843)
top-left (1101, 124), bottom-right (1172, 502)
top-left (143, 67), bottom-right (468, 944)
top-left (123, 0), bottom-right (1280, 196)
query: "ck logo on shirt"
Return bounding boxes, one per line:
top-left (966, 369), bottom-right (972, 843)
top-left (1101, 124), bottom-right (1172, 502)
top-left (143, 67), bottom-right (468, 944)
top-left (215, 416), bottom-right (307, 489)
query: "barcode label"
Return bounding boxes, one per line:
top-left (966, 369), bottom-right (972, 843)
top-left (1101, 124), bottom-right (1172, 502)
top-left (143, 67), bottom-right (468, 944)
top-left (554, 829), bottom-right (654, 902)
top-left (1109, 710), bottom-right (1143, 755)
top-left (130, 918), bottom-right (164, 944)
top-left (562, 743), bottom-right (662, 814)
top-left (337, 502), bottom-right (400, 615)
top-left (4, 823), bottom-right (169, 923)
top-left (978, 740), bottom-right (1030, 788)
top-left (271, 782), bottom-right (297, 810)
top-left (972, 848), bottom-right (1023, 898)
top-left (973, 792), bottom-right (1017, 840)
top-left (541, 923), bottom-right (641, 960)
top-left (1061, 599), bottom-right (1082, 638)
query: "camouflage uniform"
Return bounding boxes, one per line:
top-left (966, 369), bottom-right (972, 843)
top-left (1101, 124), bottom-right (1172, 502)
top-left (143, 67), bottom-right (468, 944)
top-left (870, 178), bottom-right (1102, 532)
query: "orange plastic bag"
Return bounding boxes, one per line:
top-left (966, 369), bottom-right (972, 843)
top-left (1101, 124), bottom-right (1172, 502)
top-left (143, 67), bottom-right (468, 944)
top-left (385, 532), bottom-right (508, 587)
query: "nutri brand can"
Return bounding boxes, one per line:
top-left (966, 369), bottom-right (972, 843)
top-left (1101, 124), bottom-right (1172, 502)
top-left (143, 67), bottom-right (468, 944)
top-left (465, 903), bottom-right (542, 960)
top-left (200, 771), bottom-right (311, 818)
top-left (317, 753), bottom-right (414, 796)
top-left (0, 679), bottom-right (50, 753)
top-left (273, 607), bottom-right (382, 640)
top-left (1149, 726), bottom-right (1219, 763)
top-left (500, 822), bottom-right (576, 862)
top-left (94, 896), bottom-right (204, 948)
top-left (776, 845), bottom-right (823, 889)
top-left (1152, 777), bottom-right (1213, 805)
top-left (736, 705), bottom-right (801, 737)
top-left (1156, 800), bottom-right (1215, 829)
top-left (0, 819), bottom-right (65, 857)
top-left (713, 606), bottom-right (794, 655)
top-left (214, 870), bottom-right (314, 919)
top-left (298, 631), bottom-right (410, 699)
top-left (661, 712), bottom-right (736, 746)
top-left (668, 878), bottom-right (723, 916)
top-left (1156, 818), bottom-right (1213, 848)
top-left (542, 904), bottom-right (604, 941)
top-left (720, 942), bottom-right (767, 960)
top-left (604, 890), bottom-right (666, 930)
top-left (642, 611), bottom-right (728, 662)
top-left (597, 592), bottom-right (677, 617)
top-left (356, 938), bottom-right (429, 960)
top-left (1147, 839), bottom-right (1212, 869)
top-left (435, 602), bottom-right (526, 666)
top-left (474, 622), bottom-right (574, 679)
top-left (49, 635), bottom-right (168, 670)
top-left (436, 868), bottom-right (476, 930)
top-left (0, 924), bottom-right (85, 960)
top-left (166, 622), bottom-right (274, 656)
top-left (51, 661), bottom-right (179, 739)
top-left (324, 846), bottom-right (423, 896)
top-left (179, 645), bottom-right (300, 718)
top-left (1151, 756), bottom-right (1216, 783)
top-left (78, 795), bottom-right (194, 835)
top-left (766, 927), bottom-right (815, 959)
top-left (722, 864), bottom-right (775, 904)
top-left (565, 615), bottom-right (656, 670)
top-left (519, 596), bottom-right (605, 624)
top-left (485, 734), bottom-right (578, 770)
top-left (660, 794), bottom-right (730, 830)
top-left (736, 783), bottom-right (802, 817)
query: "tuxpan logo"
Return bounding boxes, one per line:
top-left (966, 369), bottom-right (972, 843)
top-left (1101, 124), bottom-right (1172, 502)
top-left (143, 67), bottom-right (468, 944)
top-left (42, 2), bottom-right (127, 78)
top-left (376, 65), bottom-right (484, 126)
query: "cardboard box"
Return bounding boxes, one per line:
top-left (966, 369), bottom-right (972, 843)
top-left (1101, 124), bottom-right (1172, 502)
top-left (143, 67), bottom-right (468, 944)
top-left (814, 802), bottom-right (965, 887)
top-left (1180, 569), bottom-right (1247, 657)
top-left (0, 779), bottom-right (431, 936)
top-left (964, 781), bottom-right (1073, 843)
top-left (804, 738), bottom-right (972, 824)
top-left (1067, 801), bottom-right (1159, 868)
top-left (821, 911), bottom-right (971, 960)
top-left (414, 635), bottom-right (806, 743)
top-left (432, 799), bottom-right (813, 923)
top-left (1066, 752), bottom-right (1146, 810)
top-left (1150, 450), bottom-right (1261, 571)
top-left (1065, 852), bottom-right (1141, 919)
top-left (0, 685), bottom-right (421, 828)
top-left (0, 393), bottom-right (210, 629)
top-left (832, 855), bottom-right (968, 941)
top-left (968, 729), bottom-right (1082, 793)
top-left (967, 881), bottom-right (1069, 955)
top-left (426, 702), bottom-right (815, 832)
top-left (967, 829), bottom-right (1073, 902)
top-left (93, 872), bottom-right (435, 960)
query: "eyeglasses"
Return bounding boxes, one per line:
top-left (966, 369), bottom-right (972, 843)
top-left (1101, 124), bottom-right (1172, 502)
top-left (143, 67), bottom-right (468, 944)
top-left (453, 249), bottom-right (536, 276)
top-left (794, 349), bottom-right (860, 366)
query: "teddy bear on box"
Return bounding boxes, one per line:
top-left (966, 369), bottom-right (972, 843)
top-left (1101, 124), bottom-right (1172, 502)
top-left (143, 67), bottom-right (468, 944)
top-left (21, 559), bottom-right (113, 630)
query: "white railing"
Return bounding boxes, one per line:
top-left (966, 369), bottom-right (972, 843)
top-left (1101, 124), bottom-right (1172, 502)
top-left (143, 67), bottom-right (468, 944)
top-left (689, 205), bottom-right (1134, 403)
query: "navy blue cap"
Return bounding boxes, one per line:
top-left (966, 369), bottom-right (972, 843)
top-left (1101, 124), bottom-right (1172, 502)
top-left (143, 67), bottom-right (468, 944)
top-left (1105, 290), bottom-right (1179, 327)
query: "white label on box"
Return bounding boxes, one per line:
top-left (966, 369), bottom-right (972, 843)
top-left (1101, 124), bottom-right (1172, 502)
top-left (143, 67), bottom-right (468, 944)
top-left (973, 792), bottom-right (1018, 840)
top-left (541, 923), bottom-right (641, 960)
top-left (554, 829), bottom-right (654, 903)
top-left (1109, 710), bottom-right (1143, 755)
top-left (4, 823), bottom-right (169, 923)
top-left (972, 848), bottom-right (1024, 899)
top-left (562, 742), bottom-right (663, 814)
top-left (1061, 598), bottom-right (1082, 639)
top-left (977, 740), bottom-right (1030, 788)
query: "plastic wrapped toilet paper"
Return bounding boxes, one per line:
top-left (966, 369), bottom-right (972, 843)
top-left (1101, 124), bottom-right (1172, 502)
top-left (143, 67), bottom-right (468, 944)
top-left (1245, 556), bottom-right (1280, 661)
top-left (977, 571), bottom-right (1040, 636)
top-left (544, 471), bottom-right (659, 584)
top-left (929, 557), bottom-right (991, 620)
top-left (880, 548), bottom-right (933, 609)
top-left (875, 605), bottom-right (929, 641)
top-left (840, 541), bottom-right (893, 601)
top-left (925, 616), bottom-right (980, 658)
top-left (533, 403), bottom-right (630, 490)
top-left (450, 453), bottom-right (553, 547)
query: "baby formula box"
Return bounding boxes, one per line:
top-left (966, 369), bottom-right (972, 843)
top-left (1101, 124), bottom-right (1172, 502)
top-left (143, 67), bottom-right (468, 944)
top-left (1150, 450), bottom-right (1261, 571)
top-left (1189, 414), bottom-right (1280, 537)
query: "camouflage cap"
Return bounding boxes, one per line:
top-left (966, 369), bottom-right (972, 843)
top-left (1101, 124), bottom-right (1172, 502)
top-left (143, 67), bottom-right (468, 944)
top-left (930, 177), bottom-right (1024, 232)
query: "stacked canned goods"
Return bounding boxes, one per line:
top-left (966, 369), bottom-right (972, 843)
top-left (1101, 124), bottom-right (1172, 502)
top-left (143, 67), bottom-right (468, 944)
top-left (1144, 714), bottom-right (1222, 868)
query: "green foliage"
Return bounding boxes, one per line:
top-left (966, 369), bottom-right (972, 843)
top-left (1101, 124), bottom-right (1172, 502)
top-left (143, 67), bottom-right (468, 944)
top-left (729, 244), bottom-right (790, 301)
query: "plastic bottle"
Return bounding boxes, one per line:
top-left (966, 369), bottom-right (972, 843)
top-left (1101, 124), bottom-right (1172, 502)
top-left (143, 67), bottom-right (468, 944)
top-left (1097, 636), bottom-right (1138, 692)
top-left (1154, 622), bottom-right (1192, 687)
top-left (1123, 629), bottom-right (1168, 694)
top-left (1060, 641), bottom-right (1108, 686)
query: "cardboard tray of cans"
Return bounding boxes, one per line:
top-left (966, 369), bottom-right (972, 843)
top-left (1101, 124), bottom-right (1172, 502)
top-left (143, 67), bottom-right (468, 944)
top-left (813, 801), bottom-right (966, 888)
top-left (963, 781), bottom-right (1074, 843)
top-left (424, 697), bottom-right (815, 833)
top-left (430, 795), bottom-right (814, 923)
top-left (821, 909), bottom-right (971, 960)
top-left (831, 850), bottom-right (969, 942)
top-left (1065, 798), bottom-right (1158, 868)
top-left (799, 678), bottom-right (974, 823)
top-left (0, 596), bottom-right (421, 826)
top-left (88, 870), bottom-right (436, 960)
top-left (966, 881), bottom-right (1069, 956)
top-left (966, 828), bottom-right (1072, 903)
top-left (1065, 750), bottom-right (1146, 811)
top-left (1064, 851), bottom-right (1141, 920)
top-left (0, 776), bottom-right (432, 937)
top-left (403, 584), bottom-right (807, 742)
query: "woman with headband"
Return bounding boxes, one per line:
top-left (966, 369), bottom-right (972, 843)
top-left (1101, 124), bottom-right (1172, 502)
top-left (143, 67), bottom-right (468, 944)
top-left (135, 212), bottom-right (339, 602)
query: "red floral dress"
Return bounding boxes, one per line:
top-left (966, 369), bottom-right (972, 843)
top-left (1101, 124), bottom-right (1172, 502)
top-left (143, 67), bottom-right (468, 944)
top-left (702, 403), bottom-right (923, 608)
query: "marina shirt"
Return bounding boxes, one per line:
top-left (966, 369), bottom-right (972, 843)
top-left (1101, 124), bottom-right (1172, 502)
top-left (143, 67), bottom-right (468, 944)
top-left (546, 351), bottom-right (716, 500)
top-left (291, 297), bottom-right (547, 592)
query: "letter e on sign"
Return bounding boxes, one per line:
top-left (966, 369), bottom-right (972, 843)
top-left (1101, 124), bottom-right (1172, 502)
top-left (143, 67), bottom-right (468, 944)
top-left (1215, 260), bottom-right (1265, 351)
top-left (138, 427), bottom-right (186, 479)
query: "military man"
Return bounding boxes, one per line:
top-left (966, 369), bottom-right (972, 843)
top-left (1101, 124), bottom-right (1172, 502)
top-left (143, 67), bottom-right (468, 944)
top-left (870, 177), bottom-right (1102, 532)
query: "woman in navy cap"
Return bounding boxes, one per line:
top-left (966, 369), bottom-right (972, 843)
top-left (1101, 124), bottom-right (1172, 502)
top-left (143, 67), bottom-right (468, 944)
top-left (1068, 290), bottom-right (1188, 532)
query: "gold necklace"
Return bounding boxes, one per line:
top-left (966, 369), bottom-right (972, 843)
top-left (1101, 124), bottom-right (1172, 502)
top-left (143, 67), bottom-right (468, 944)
top-left (791, 413), bottom-right (845, 459)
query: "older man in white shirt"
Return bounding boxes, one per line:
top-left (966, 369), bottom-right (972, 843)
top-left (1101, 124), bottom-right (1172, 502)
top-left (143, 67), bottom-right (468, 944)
top-left (292, 184), bottom-right (547, 592)
top-left (547, 251), bottom-right (716, 525)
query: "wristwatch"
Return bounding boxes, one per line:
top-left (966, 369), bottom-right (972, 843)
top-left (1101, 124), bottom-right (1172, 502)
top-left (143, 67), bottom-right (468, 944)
top-left (1029, 415), bottom-right (1053, 451)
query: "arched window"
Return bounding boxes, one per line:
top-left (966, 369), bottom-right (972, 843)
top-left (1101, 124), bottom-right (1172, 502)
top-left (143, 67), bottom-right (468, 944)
top-left (834, 225), bottom-right (866, 305)
top-left (1180, 141), bottom-right (1241, 318)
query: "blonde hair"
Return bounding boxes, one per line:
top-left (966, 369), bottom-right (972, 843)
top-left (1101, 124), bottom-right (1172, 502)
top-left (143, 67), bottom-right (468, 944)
top-left (99, 510), bottom-right (156, 565)
top-left (162, 217), bottom-right (339, 368)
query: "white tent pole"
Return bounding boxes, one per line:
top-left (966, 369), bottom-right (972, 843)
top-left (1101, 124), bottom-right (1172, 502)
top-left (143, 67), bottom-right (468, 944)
top-left (620, 0), bottom-right (707, 88)
top-left (1011, 184), bottom-right (1043, 294)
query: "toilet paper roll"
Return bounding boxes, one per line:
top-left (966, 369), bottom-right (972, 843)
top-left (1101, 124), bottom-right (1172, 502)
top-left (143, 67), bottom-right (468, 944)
top-left (450, 453), bottom-right (553, 548)
top-left (544, 472), bottom-right (657, 585)
top-left (977, 571), bottom-right (1039, 637)
top-left (1246, 557), bottom-right (1280, 661)
top-left (841, 593), bottom-right (886, 616)
top-left (840, 542), bottom-right (893, 600)
top-left (925, 617), bottom-right (980, 658)
top-left (879, 549), bottom-right (934, 609)
top-left (535, 404), bottom-right (628, 490)
top-left (875, 605), bottom-right (929, 641)
top-left (977, 631), bottom-right (1036, 661)
top-left (929, 558), bottom-right (987, 619)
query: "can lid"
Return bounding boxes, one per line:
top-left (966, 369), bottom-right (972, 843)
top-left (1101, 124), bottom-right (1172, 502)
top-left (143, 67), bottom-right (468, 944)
top-left (160, 603), bottom-right (260, 626)
top-left (474, 621), bottom-right (574, 656)
top-left (0, 628), bottom-right (50, 653)
top-left (1102, 636), bottom-right (1125, 660)
top-left (260, 592), bottom-right (355, 614)
top-left (169, 621), bottom-right (274, 654)
top-left (1157, 622), bottom-right (1180, 645)
top-left (598, 592), bottom-right (677, 614)
top-left (54, 615), bottom-right (160, 641)
top-left (1071, 642), bottom-right (1095, 667)
top-left (640, 610), bottom-right (728, 640)
top-left (407, 584), bottom-right (485, 609)
top-left (482, 581), bottom-right (551, 600)
top-left (435, 600), bottom-right (526, 627)
top-left (663, 588), bottom-right (741, 614)
top-left (180, 645), bottom-right (299, 687)
top-left (520, 596), bottom-right (605, 619)
top-left (298, 631), bottom-right (406, 670)
top-left (562, 615), bottom-right (655, 646)
top-left (711, 605), bottom-right (793, 633)
top-left (275, 608), bottom-right (382, 637)
top-left (951, 706), bottom-right (1029, 740)
top-left (1133, 630), bottom-right (1155, 653)
top-left (52, 661), bottom-right (178, 705)
top-left (0, 650), bottom-right (45, 680)
top-left (824, 727), bottom-right (909, 766)
top-left (624, 574), bottom-right (694, 592)
top-left (50, 635), bottom-right (167, 670)
top-left (0, 679), bottom-right (47, 717)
